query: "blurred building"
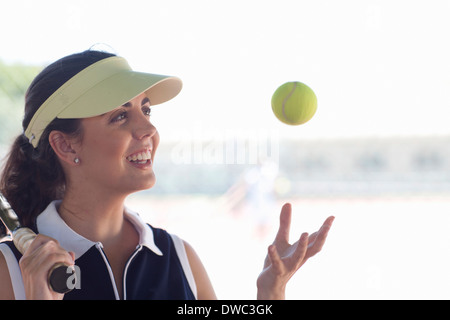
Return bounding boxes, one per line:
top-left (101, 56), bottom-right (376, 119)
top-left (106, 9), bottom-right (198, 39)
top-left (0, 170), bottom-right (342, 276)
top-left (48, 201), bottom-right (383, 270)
top-left (147, 135), bottom-right (450, 198)
top-left (279, 135), bottom-right (450, 197)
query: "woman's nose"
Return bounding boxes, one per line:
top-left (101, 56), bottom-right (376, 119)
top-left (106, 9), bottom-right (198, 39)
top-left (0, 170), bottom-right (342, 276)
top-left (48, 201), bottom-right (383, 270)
top-left (133, 115), bottom-right (157, 141)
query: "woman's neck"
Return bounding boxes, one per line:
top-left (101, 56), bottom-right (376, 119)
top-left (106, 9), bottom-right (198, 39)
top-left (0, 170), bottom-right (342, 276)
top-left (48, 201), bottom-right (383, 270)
top-left (58, 188), bottom-right (128, 246)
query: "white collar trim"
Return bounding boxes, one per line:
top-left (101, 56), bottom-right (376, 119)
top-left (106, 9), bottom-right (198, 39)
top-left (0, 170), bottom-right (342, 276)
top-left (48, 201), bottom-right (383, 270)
top-left (36, 200), bottom-right (163, 259)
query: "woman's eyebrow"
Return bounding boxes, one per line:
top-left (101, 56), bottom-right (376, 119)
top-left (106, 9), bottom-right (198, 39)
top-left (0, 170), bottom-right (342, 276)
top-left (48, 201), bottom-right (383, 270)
top-left (122, 97), bottom-right (150, 108)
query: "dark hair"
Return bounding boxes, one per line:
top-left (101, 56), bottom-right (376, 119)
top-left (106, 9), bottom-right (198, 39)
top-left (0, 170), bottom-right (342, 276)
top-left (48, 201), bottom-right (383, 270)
top-left (0, 50), bottom-right (116, 230)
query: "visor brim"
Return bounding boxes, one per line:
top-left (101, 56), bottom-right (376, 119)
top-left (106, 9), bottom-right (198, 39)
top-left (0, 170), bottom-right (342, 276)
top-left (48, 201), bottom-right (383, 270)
top-left (58, 71), bottom-right (182, 119)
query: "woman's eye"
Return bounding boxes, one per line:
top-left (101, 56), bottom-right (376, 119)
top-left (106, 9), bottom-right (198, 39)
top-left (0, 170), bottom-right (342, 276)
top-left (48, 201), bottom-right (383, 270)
top-left (142, 106), bottom-right (152, 116)
top-left (112, 112), bottom-right (127, 122)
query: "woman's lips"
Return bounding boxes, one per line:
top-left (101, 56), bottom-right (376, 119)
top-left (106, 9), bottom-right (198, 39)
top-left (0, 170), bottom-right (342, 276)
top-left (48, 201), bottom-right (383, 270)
top-left (126, 148), bottom-right (153, 168)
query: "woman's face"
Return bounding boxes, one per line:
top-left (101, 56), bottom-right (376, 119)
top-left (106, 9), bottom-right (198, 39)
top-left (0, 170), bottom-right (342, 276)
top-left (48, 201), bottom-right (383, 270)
top-left (74, 92), bottom-right (160, 195)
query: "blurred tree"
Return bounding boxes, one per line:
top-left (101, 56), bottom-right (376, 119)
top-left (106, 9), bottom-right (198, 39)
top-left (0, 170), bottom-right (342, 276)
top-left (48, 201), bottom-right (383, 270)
top-left (0, 60), bottom-right (41, 146)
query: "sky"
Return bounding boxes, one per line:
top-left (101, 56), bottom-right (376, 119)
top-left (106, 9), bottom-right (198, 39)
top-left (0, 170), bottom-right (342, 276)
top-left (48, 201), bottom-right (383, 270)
top-left (1, 0), bottom-right (450, 142)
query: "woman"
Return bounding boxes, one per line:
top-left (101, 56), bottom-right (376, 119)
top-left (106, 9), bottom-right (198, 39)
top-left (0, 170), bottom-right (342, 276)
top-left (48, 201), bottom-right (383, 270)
top-left (0, 50), bottom-right (334, 300)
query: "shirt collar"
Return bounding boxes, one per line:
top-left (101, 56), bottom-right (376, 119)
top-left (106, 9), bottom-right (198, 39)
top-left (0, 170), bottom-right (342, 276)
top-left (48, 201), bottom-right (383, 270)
top-left (36, 200), bottom-right (163, 259)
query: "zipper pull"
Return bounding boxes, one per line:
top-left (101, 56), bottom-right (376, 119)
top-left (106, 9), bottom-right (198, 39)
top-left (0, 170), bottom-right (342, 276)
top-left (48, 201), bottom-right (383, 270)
top-left (95, 242), bottom-right (104, 249)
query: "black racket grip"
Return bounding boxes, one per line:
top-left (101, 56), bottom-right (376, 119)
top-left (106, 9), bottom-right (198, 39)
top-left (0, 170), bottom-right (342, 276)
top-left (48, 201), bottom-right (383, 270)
top-left (48, 263), bottom-right (76, 294)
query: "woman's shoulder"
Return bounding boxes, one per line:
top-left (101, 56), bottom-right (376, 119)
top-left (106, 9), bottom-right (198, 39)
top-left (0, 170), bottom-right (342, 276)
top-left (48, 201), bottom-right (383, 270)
top-left (142, 224), bottom-right (216, 299)
top-left (0, 243), bottom-right (15, 299)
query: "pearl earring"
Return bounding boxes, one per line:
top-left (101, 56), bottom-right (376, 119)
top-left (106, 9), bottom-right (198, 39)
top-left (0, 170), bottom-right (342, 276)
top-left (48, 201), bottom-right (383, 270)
top-left (74, 158), bottom-right (80, 164)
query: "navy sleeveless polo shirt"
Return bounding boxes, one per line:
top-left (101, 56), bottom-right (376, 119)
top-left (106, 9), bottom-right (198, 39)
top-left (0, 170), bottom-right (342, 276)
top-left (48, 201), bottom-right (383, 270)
top-left (0, 201), bottom-right (196, 300)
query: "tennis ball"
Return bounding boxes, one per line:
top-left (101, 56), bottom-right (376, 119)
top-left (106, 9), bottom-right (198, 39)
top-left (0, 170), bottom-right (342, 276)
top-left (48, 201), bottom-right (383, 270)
top-left (271, 81), bottom-right (317, 125)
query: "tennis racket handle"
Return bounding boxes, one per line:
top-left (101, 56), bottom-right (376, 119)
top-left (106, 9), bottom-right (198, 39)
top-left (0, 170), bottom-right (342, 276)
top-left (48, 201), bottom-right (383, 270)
top-left (13, 227), bottom-right (36, 253)
top-left (13, 227), bottom-right (75, 294)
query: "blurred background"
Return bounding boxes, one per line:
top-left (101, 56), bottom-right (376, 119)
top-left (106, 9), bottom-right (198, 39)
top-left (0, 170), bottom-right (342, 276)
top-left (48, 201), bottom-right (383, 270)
top-left (1, 0), bottom-right (450, 299)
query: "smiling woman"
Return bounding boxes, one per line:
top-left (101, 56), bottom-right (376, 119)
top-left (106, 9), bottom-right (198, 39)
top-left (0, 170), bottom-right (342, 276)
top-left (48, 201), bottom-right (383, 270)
top-left (0, 49), bottom-right (333, 300)
top-left (59, 93), bottom-right (160, 197)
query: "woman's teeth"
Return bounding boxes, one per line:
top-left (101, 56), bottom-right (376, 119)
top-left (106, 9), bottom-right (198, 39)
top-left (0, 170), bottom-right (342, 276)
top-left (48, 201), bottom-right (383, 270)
top-left (127, 150), bottom-right (152, 164)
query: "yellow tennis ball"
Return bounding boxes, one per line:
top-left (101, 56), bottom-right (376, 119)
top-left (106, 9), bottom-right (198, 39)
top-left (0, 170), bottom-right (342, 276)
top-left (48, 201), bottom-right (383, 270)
top-left (271, 81), bottom-right (317, 125)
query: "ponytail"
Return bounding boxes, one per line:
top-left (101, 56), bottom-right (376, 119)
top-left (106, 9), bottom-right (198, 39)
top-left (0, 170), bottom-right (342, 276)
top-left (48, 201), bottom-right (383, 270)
top-left (0, 50), bottom-right (116, 229)
top-left (0, 133), bottom-right (65, 230)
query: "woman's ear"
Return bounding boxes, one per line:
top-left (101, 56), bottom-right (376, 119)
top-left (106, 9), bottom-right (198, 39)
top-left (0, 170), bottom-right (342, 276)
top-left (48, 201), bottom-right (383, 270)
top-left (48, 130), bottom-right (80, 166)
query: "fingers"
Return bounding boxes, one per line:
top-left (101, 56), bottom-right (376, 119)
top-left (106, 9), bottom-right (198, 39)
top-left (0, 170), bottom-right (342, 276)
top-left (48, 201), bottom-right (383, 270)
top-left (25, 235), bottom-right (74, 265)
top-left (323, 216), bottom-right (335, 229)
top-left (267, 245), bottom-right (284, 274)
top-left (68, 251), bottom-right (76, 262)
top-left (316, 216), bottom-right (334, 243)
top-left (274, 203), bottom-right (292, 244)
top-left (268, 232), bottom-right (309, 278)
top-left (306, 216), bottom-right (335, 257)
top-left (292, 233), bottom-right (309, 267)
